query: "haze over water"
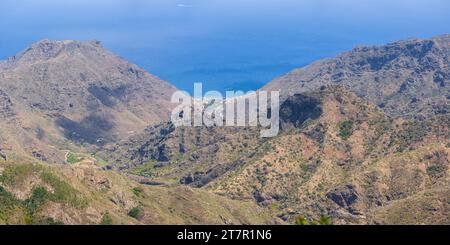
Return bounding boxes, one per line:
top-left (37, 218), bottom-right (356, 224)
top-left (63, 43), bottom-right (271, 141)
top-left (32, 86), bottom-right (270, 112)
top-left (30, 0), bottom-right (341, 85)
top-left (1, 0), bottom-right (449, 93)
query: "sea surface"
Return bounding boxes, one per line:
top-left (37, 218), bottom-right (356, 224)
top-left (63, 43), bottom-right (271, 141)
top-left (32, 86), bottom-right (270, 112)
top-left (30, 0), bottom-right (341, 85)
top-left (1, 0), bottom-right (449, 94)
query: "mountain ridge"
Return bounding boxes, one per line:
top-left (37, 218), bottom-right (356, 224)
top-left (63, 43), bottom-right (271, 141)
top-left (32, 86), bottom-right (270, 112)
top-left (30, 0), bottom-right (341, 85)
top-left (264, 34), bottom-right (449, 118)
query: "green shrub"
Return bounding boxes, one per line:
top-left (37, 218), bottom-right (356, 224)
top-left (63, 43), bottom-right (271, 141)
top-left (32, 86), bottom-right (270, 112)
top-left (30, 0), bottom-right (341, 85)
top-left (100, 211), bottom-right (113, 225)
top-left (0, 186), bottom-right (17, 208)
top-left (295, 215), bottom-right (332, 225)
top-left (318, 215), bottom-right (332, 225)
top-left (128, 207), bottom-right (144, 220)
top-left (0, 186), bottom-right (18, 220)
top-left (338, 121), bottom-right (353, 140)
top-left (32, 217), bottom-right (64, 225)
top-left (24, 186), bottom-right (49, 217)
top-left (426, 165), bottom-right (447, 178)
top-left (66, 152), bottom-right (81, 164)
top-left (132, 187), bottom-right (144, 197)
top-left (295, 216), bottom-right (309, 225)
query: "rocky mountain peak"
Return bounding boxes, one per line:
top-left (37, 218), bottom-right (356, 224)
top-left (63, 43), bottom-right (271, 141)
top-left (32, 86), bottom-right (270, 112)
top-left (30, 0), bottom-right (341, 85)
top-left (1, 39), bottom-right (106, 70)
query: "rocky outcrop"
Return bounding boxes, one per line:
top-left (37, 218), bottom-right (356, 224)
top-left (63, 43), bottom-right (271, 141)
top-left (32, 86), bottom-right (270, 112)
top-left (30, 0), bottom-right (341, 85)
top-left (0, 90), bottom-right (15, 119)
top-left (280, 93), bottom-right (323, 128)
top-left (326, 184), bottom-right (362, 215)
top-left (0, 149), bottom-right (7, 161)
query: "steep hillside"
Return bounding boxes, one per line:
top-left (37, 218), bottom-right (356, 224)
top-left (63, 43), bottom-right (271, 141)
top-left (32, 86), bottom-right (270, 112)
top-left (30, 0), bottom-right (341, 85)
top-left (104, 86), bottom-right (449, 224)
top-left (264, 35), bottom-right (449, 118)
top-left (0, 160), bottom-right (276, 225)
top-left (0, 40), bottom-right (176, 163)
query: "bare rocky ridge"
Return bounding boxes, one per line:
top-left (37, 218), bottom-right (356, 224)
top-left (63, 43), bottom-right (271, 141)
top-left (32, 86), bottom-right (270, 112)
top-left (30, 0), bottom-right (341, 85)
top-left (0, 89), bottom-right (15, 119)
top-left (264, 35), bottom-right (449, 118)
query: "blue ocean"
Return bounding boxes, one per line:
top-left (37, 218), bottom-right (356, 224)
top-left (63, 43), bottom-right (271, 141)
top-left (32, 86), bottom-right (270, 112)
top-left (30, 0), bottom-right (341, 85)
top-left (1, 0), bottom-right (449, 94)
